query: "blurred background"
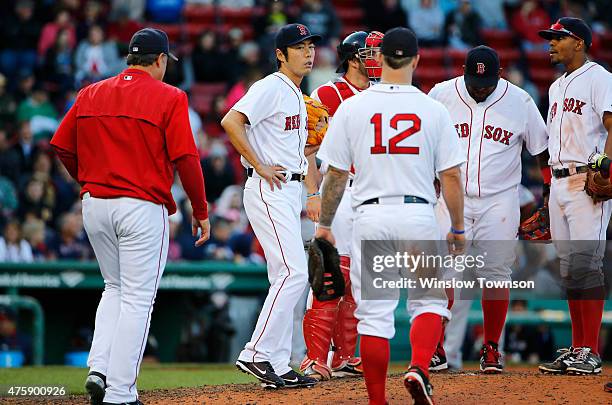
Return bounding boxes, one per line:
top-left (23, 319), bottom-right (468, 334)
top-left (0, 0), bottom-right (610, 369)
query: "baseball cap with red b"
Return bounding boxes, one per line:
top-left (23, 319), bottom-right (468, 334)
top-left (538, 17), bottom-right (592, 48)
top-left (464, 46), bottom-right (500, 88)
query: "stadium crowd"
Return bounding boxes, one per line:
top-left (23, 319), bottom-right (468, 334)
top-left (0, 0), bottom-right (611, 264)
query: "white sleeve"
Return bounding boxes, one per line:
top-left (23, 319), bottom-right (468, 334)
top-left (317, 103), bottom-right (351, 171)
top-left (428, 84), bottom-right (441, 101)
top-left (524, 96), bottom-right (548, 155)
top-left (231, 79), bottom-right (279, 127)
top-left (435, 106), bottom-right (466, 173)
top-left (592, 69), bottom-right (612, 118)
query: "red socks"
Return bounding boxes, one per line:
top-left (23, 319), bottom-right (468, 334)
top-left (581, 299), bottom-right (604, 355)
top-left (568, 299), bottom-right (584, 347)
top-left (482, 288), bottom-right (509, 345)
top-left (410, 313), bottom-right (443, 375)
top-left (361, 335), bottom-right (389, 405)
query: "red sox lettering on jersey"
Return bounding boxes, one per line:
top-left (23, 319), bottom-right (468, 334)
top-left (454, 123), bottom-right (514, 145)
top-left (285, 114), bottom-right (301, 130)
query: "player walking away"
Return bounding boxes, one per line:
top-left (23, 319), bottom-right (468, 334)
top-left (51, 28), bottom-right (210, 405)
top-left (221, 23), bottom-right (320, 389)
top-left (316, 27), bottom-right (466, 405)
top-left (537, 17), bottom-right (612, 376)
top-left (300, 30), bottom-right (384, 381)
top-left (426, 46), bottom-right (550, 374)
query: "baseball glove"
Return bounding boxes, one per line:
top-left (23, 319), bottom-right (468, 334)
top-left (585, 167), bottom-right (612, 203)
top-left (304, 95), bottom-right (329, 145)
top-left (519, 206), bottom-right (551, 241)
top-left (308, 237), bottom-right (344, 301)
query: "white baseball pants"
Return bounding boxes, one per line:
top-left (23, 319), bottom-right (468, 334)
top-left (83, 195), bottom-right (168, 403)
top-left (238, 178), bottom-right (309, 376)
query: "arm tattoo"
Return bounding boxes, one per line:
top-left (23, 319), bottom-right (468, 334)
top-left (319, 166), bottom-right (349, 227)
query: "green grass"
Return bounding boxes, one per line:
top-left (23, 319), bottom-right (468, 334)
top-left (0, 363), bottom-right (254, 395)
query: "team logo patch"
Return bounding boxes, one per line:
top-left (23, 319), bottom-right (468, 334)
top-left (132, 46), bottom-right (139, 52)
top-left (476, 63), bottom-right (485, 74)
top-left (297, 24), bottom-right (308, 36)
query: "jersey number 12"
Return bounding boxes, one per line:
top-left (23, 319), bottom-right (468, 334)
top-left (370, 113), bottom-right (421, 155)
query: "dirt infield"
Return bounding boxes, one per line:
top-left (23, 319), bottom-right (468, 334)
top-left (5, 366), bottom-right (611, 404)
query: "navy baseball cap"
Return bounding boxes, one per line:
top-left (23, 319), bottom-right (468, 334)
top-left (464, 46), bottom-right (500, 88)
top-left (275, 23), bottom-right (321, 49)
top-left (538, 17), bottom-right (592, 48)
top-left (129, 28), bottom-right (178, 61)
top-left (381, 27), bottom-right (418, 58)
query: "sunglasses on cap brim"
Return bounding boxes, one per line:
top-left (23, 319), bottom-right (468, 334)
top-left (547, 23), bottom-right (583, 42)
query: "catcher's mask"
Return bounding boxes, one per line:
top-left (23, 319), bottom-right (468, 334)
top-left (358, 31), bottom-right (384, 81)
top-left (336, 31), bottom-right (368, 73)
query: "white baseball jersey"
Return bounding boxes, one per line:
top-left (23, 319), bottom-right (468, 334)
top-left (429, 77), bottom-right (548, 198)
top-left (318, 83), bottom-right (465, 208)
top-left (546, 61), bottom-right (612, 168)
top-left (232, 72), bottom-right (308, 174)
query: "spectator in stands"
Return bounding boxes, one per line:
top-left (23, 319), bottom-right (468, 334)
top-left (146, 0), bottom-right (184, 23)
top-left (504, 299), bottom-right (555, 364)
top-left (0, 307), bottom-right (33, 364)
top-left (298, 0), bottom-right (341, 44)
top-left (17, 176), bottom-right (54, 224)
top-left (510, 0), bottom-right (551, 51)
top-left (77, 1), bottom-right (106, 42)
top-left (192, 31), bottom-right (231, 83)
top-left (0, 220), bottom-right (34, 262)
top-left (0, 0), bottom-right (40, 82)
top-left (0, 75), bottom-right (17, 128)
top-left (444, 0), bottom-right (483, 49)
top-left (365, 0), bottom-right (409, 34)
top-left (111, 0), bottom-right (145, 21)
top-left (204, 95), bottom-right (229, 137)
top-left (201, 142), bottom-right (236, 203)
top-left (42, 29), bottom-right (76, 95)
top-left (108, 6), bottom-right (143, 54)
top-left (255, 0), bottom-right (290, 39)
top-left (505, 65), bottom-right (540, 106)
top-left (215, 185), bottom-right (248, 233)
top-left (52, 155), bottom-right (80, 217)
top-left (38, 9), bottom-right (77, 59)
top-left (74, 24), bottom-right (123, 86)
top-left (21, 218), bottom-right (49, 261)
top-left (204, 216), bottom-right (235, 261)
top-left (48, 212), bottom-right (92, 260)
top-left (168, 211), bottom-right (183, 261)
top-left (409, 0), bottom-right (445, 47)
top-left (307, 47), bottom-right (337, 94)
top-left (237, 42), bottom-right (264, 79)
top-left (12, 121), bottom-right (39, 177)
top-left (0, 129), bottom-right (21, 185)
top-left (470, 0), bottom-right (513, 29)
top-left (0, 176), bottom-right (18, 226)
top-left (224, 68), bottom-right (264, 115)
top-left (16, 84), bottom-right (59, 141)
top-left (15, 72), bottom-right (36, 105)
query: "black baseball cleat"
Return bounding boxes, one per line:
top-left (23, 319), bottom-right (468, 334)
top-left (236, 360), bottom-right (285, 388)
top-left (538, 347), bottom-right (577, 374)
top-left (605, 382), bottom-right (612, 393)
top-left (85, 371), bottom-right (106, 405)
top-left (102, 401), bottom-right (143, 405)
top-left (279, 370), bottom-right (317, 388)
top-left (566, 347), bottom-right (602, 375)
top-left (429, 344), bottom-right (448, 372)
top-left (404, 366), bottom-right (434, 405)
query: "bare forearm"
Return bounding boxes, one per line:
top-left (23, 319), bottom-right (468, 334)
top-left (319, 166), bottom-right (349, 227)
top-left (304, 154), bottom-right (321, 194)
top-left (440, 166), bottom-right (464, 231)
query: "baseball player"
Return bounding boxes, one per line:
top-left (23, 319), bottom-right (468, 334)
top-left (316, 27), bottom-right (466, 405)
top-left (300, 30), bottom-right (384, 380)
top-left (51, 28), bottom-right (210, 405)
top-left (221, 23), bottom-right (320, 389)
top-left (426, 45), bottom-right (550, 374)
top-left (536, 17), bottom-right (612, 376)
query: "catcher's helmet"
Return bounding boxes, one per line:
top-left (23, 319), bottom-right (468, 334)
top-left (336, 31), bottom-right (368, 73)
top-left (358, 31), bottom-right (384, 81)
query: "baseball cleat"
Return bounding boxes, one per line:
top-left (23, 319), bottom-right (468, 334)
top-left (236, 360), bottom-right (285, 388)
top-left (566, 347), bottom-right (602, 375)
top-left (331, 358), bottom-right (363, 378)
top-left (85, 371), bottom-right (106, 405)
top-left (538, 347), bottom-right (577, 374)
top-left (300, 357), bottom-right (332, 380)
top-left (605, 382), bottom-right (612, 393)
top-left (101, 400), bottom-right (144, 405)
top-left (403, 366), bottom-right (434, 405)
top-left (479, 342), bottom-right (503, 374)
top-left (429, 344), bottom-right (448, 372)
top-left (279, 370), bottom-right (317, 388)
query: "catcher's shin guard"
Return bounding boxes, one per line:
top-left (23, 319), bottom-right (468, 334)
top-left (331, 256), bottom-right (360, 369)
top-left (301, 307), bottom-right (336, 380)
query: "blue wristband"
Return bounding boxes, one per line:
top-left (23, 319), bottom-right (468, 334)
top-left (450, 227), bottom-right (465, 235)
top-left (307, 192), bottom-right (320, 198)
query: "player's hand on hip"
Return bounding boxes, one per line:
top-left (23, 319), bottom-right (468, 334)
top-left (192, 217), bottom-right (210, 247)
top-left (446, 232), bottom-right (466, 256)
top-left (257, 164), bottom-right (286, 191)
top-left (314, 225), bottom-right (335, 246)
top-left (306, 195), bottom-right (321, 222)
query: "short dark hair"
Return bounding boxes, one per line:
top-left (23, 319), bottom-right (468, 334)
top-left (126, 53), bottom-right (160, 67)
top-left (276, 46), bottom-right (289, 69)
top-left (383, 55), bottom-right (414, 70)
